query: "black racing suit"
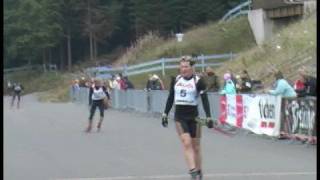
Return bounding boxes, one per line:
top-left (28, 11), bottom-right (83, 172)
top-left (88, 86), bottom-right (110, 120)
top-left (164, 75), bottom-right (211, 138)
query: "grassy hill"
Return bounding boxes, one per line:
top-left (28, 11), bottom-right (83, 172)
top-left (4, 71), bottom-right (71, 102)
top-left (4, 12), bottom-right (316, 102)
top-left (118, 13), bottom-right (316, 90)
top-left (215, 12), bottom-right (316, 89)
top-left (115, 16), bottom-right (256, 66)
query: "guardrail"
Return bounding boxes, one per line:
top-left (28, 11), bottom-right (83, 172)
top-left (70, 88), bottom-right (221, 120)
top-left (4, 65), bottom-right (41, 74)
top-left (70, 88), bottom-right (317, 144)
top-left (221, 0), bottom-right (252, 22)
top-left (85, 53), bottom-right (236, 78)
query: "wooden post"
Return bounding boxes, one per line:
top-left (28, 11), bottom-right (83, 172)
top-left (162, 58), bottom-right (166, 76)
top-left (201, 54), bottom-right (205, 73)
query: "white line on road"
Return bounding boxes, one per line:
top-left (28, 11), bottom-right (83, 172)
top-left (56, 171), bottom-right (316, 180)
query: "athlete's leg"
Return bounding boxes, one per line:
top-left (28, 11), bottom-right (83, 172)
top-left (192, 138), bottom-right (202, 179)
top-left (175, 120), bottom-right (196, 171)
top-left (11, 93), bottom-right (16, 107)
top-left (87, 101), bottom-right (97, 132)
top-left (97, 100), bottom-right (104, 131)
top-left (191, 123), bottom-right (202, 171)
top-left (17, 92), bottom-right (21, 108)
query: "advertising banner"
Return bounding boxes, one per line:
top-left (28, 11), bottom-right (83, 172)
top-left (242, 94), bottom-right (282, 137)
top-left (281, 97), bottom-right (317, 137)
top-left (219, 94), bottom-right (282, 136)
top-left (219, 95), bottom-right (243, 128)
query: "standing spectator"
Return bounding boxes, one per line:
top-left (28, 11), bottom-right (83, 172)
top-left (7, 80), bottom-right (13, 94)
top-left (298, 66), bottom-right (316, 97)
top-left (226, 69), bottom-right (237, 87)
top-left (238, 70), bottom-right (252, 93)
top-left (71, 79), bottom-right (80, 101)
top-left (220, 73), bottom-right (236, 95)
top-left (109, 74), bottom-right (118, 90)
top-left (294, 73), bottom-right (306, 97)
top-left (203, 67), bottom-right (220, 92)
top-left (116, 74), bottom-right (126, 90)
top-left (79, 77), bottom-right (87, 87)
top-left (158, 75), bottom-right (165, 90)
top-left (145, 74), bottom-right (153, 90)
top-left (235, 74), bottom-right (242, 93)
top-left (149, 74), bottom-right (163, 90)
top-left (123, 76), bottom-right (134, 89)
top-left (267, 71), bottom-right (296, 98)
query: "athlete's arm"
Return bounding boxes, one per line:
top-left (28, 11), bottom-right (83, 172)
top-left (88, 87), bottom-right (93, 105)
top-left (103, 86), bottom-right (110, 99)
top-left (164, 76), bottom-right (175, 115)
top-left (197, 78), bottom-right (211, 118)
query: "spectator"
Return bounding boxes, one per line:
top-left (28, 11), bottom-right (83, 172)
top-left (116, 74), bottom-right (126, 90)
top-left (148, 74), bottom-right (164, 90)
top-left (294, 73), bottom-right (306, 97)
top-left (298, 66), bottom-right (316, 97)
top-left (103, 79), bottom-right (112, 95)
top-left (7, 80), bottom-right (13, 94)
top-left (235, 74), bottom-right (242, 93)
top-left (79, 77), bottom-right (87, 87)
top-left (267, 71), bottom-right (296, 98)
top-left (203, 67), bottom-right (220, 92)
top-left (71, 79), bottom-right (80, 101)
top-left (145, 74), bottom-right (153, 90)
top-left (111, 75), bottom-right (121, 90)
top-left (220, 73), bottom-right (236, 95)
top-left (226, 69), bottom-right (237, 87)
top-left (123, 76), bottom-right (134, 89)
top-left (90, 78), bottom-right (95, 88)
top-left (238, 70), bottom-right (252, 93)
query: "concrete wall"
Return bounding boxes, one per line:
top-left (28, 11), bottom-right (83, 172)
top-left (248, 1), bottom-right (316, 45)
top-left (248, 9), bottom-right (274, 45)
top-left (303, 1), bottom-right (317, 17)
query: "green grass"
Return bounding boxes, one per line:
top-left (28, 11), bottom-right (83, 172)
top-left (4, 71), bottom-right (72, 102)
top-left (214, 12), bottom-right (316, 88)
top-left (6, 12), bottom-right (315, 102)
top-left (125, 13), bottom-right (316, 90)
top-left (116, 17), bottom-right (256, 66)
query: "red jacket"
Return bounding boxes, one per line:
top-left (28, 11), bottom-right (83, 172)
top-left (294, 80), bottom-right (305, 90)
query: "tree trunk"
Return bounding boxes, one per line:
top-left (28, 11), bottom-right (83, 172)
top-left (88, 0), bottom-right (93, 61)
top-left (94, 37), bottom-right (97, 61)
top-left (67, 28), bottom-right (72, 71)
top-left (49, 48), bottom-right (52, 65)
top-left (60, 43), bottom-right (64, 70)
top-left (90, 31), bottom-right (93, 61)
top-left (43, 49), bottom-right (47, 72)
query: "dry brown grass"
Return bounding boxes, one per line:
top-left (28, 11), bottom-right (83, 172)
top-left (215, 12), bottom-right (316, 89)
top-left (114, 17), bottom-right (255, 66)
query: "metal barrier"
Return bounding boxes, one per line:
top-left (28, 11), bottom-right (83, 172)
top-left (281, 96), bottom-right (317, 141)
top-left (85, 53), bottom-right (236, 78)
top-left (221, 0), bottom-right (251, 22)
top-left (71, 88), bottom-right (221, 120)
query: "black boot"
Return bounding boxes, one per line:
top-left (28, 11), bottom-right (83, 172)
top-left (189, 169), bottom-right (198, 180)
top-left (197, 170), bottom-right (203, 180)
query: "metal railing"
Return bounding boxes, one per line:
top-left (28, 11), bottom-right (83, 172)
top-left (4, 65), bottom-right (42, 74)
top-left (85, 53), bottom-right (236, 78)
top-left (71, 88), bottom-right (221, 121)
top-left (221, 0), bottom-right (252, 22)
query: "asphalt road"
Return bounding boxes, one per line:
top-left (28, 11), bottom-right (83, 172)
top-left (3, 94), bottom-right (317, 180)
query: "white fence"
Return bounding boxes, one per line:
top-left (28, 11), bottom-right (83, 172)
top-left (221, 0), bottom-right (252, 22)
top-left (85, 53), bottom-right (236, 78)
